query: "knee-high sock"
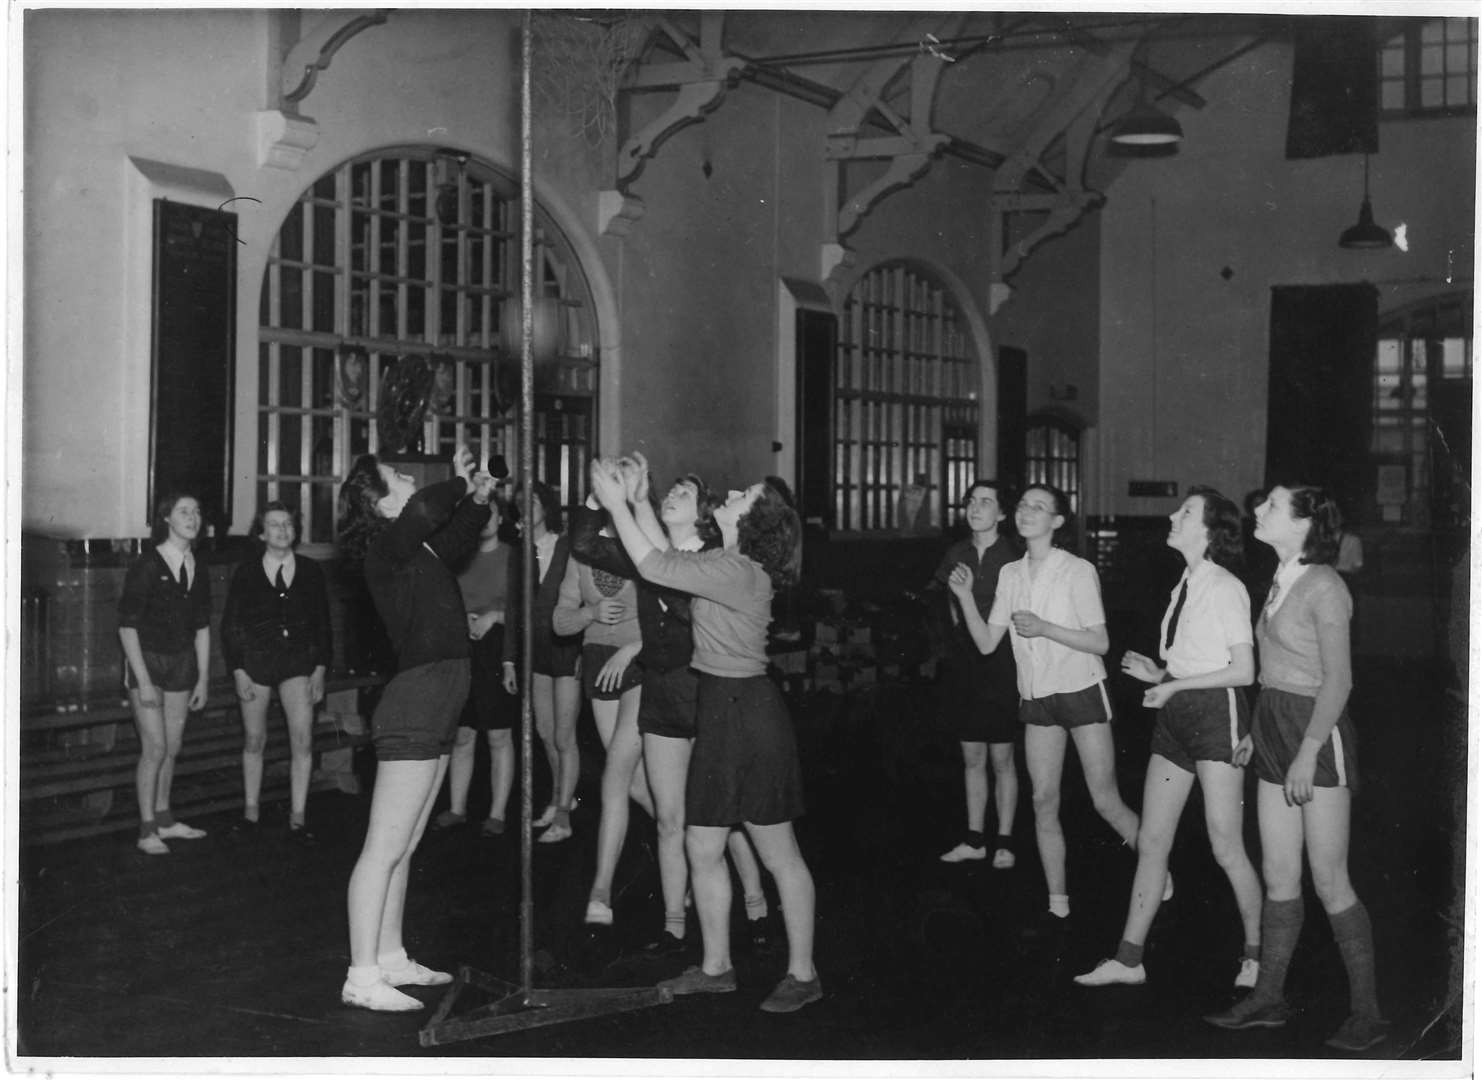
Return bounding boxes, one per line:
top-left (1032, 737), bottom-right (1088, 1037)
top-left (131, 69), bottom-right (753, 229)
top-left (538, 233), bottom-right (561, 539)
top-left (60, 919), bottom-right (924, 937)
top-left (1251, 897), bottom-right (1304, 1005)
top-left (1328, 900), bottom-right (1381, 1018)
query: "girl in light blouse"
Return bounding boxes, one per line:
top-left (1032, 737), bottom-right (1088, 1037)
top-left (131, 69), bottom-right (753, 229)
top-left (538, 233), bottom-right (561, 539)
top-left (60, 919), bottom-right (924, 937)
top-left (948, 483), bottom-right (1139, 929)
top-left (1074, 487), bottom-right (1262, 991)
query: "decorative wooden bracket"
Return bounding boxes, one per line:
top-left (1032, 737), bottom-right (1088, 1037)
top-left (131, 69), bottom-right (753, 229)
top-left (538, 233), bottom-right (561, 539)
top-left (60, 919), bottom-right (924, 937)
top-left (280, 10), bottom-right (390, 109)
top-left (987, 40), bottom-right (1133, 310)
top-left (616, 13), bottom-right (745, 189)
top-left (821, 15), bottom-right (966, 283)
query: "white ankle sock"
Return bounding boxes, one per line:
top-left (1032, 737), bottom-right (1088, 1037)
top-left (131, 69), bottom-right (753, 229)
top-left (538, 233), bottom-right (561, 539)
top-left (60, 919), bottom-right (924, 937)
top-left (376, 948), bottom-right (409, 971)
top-left (1048, 894), bottom-right (1070, 918)
top-left (346, 963), bottom-right (382, 987)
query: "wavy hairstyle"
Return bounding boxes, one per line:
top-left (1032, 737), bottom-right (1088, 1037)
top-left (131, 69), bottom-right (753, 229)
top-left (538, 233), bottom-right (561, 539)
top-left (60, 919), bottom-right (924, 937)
top-left (336, 454), bottom-right (390, 571)
top-left (1187, 485), bottom-right (1244, 572)
top-left (150, 490), bottom-right (200, 545)
top-left (737, 479), bottom-right (801, 587)
top-left (250, 500), bottom-right (302, 548)
top-left (1283, 483), bottom-right (1343, 566)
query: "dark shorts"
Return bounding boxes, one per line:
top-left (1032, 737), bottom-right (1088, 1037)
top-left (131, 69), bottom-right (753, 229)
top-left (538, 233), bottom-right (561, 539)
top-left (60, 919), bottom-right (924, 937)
top-left (124, 648), bottom-right (198, 694)
top-left (1150, 685), bottom-right (1251, 773)
top-left (239, 647), bottom-right (317, 689)
top-left (581, 642), bottom-right (642, 701)
top-left (639, 665), bottom-right (699, 740)
top-left (1019, 681), bottom-right (1113, 730)
top-left (533, 632), bottom-right (581, 679)
top-left (462, 626), bottom-right (516, 732)
top-left (373, 658), bottom-right (471, 762)
top-left (1251, 687), bottom-right (1360, 792)
top-left (687, 672), bottom-right (806, 827)
top-left (939, 655), bottom-right (1018, 745)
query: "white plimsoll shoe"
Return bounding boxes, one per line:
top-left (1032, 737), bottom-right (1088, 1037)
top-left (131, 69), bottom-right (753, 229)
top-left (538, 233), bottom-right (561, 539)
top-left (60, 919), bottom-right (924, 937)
top-left (381, 958), bottom-right (453, 987)
top-left (1073, 958), bottom-right (1147, 987)
top-left (341, 977), bottom-right (423, 1012)
top-left (157, 821), bottom-right (207, 840)
top-left (136, 835), bottom-right (170, 856)
top-left (1234, 957), bottom-right (1260, 990)
top-left (939, 842), bottom-right (987, 863)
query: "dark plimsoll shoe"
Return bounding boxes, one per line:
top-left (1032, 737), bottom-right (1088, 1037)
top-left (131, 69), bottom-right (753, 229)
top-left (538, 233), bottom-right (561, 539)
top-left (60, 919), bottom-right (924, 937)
top-left (641, 931), bottom-right (690, 957)
top-left (759, 973), bottom-right (823, 1013)
top-left (1324, 1013), bottom-right (1390, 1052)
top-left (1204, 996), bottom-right (1290, 1030)
top-left (288, 824), bottom-right (318, 847)
top-left (657, 965), bottom-right (736, 996)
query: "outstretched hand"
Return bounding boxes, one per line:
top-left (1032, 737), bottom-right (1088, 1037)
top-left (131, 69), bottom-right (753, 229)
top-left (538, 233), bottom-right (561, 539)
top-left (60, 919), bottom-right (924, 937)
top-left (589, 457), bottom-right (627, 512)
top-left (452, 443), bottom-right (477, 484)
top-left (628, 450), bottom-right (651, 504)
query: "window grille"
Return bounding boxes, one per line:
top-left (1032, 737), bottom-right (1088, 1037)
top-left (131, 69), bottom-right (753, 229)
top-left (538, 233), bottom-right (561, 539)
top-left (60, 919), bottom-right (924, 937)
top-left (257, 150), bottom-right (597, 542)
top-left (834, 262), bottom-right (979, 533)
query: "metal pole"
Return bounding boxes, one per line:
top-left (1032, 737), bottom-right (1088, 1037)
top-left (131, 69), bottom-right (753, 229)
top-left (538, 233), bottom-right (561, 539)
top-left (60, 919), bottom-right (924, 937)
top-left (518, 5), bottom-right (535, 1002)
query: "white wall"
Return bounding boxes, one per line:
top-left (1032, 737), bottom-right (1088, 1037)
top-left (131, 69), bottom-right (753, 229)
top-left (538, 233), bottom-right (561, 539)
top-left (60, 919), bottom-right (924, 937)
top-left (1094, 41), bottom-right (1475, 519)
top-left (22, 9), bottom-right (618, 538)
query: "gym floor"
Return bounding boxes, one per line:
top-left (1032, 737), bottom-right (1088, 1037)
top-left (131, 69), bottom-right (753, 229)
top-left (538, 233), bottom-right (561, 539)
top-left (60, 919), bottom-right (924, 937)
top-left (14, 656), bottom-right (1465, 1075)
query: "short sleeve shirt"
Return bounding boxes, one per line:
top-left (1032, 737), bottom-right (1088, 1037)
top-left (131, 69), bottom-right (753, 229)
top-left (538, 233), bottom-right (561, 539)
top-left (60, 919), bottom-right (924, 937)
top-left (988, 548), bottom-right (1107, 700)
top-left (1159, 559), bottom-right (1253, 679)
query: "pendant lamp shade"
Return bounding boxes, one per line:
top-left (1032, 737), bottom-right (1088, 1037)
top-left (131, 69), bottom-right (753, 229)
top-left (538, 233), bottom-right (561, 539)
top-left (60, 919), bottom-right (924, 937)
top-left (1110, 99), bottom-right (1184, 147)
top-left (1339, 155), bottom-right (1393, 250)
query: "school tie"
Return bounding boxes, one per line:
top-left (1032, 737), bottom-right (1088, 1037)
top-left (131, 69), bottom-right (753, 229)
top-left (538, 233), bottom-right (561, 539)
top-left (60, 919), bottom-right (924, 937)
top-left (1163, 579), bottom-right (1189, 652)
top-left (275, 565), bottom-right (288, 593)
top-left (178, 561), bottom-right (189, 590)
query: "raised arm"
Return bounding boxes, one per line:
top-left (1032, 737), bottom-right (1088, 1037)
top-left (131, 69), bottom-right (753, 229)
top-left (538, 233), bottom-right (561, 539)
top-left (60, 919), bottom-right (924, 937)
top-left (626, 452), bottom-right (671, 551)
top-left (589, 457), bottom-right (658, 571)
top-left (947, 563), bottom-right (1009, 655)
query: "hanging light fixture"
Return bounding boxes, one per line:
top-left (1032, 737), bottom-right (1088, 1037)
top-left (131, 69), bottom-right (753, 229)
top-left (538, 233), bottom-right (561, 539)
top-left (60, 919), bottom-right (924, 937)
top-left (1110, 90), bottom-right (1183, 147)
top-left (1110, 48), bottom-right (1183, 149)
top-left (1338, 154), bottom-right (1393, 250)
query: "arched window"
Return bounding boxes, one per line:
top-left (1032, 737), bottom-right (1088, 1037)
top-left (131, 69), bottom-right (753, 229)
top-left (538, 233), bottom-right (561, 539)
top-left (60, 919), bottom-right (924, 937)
top-left (833, 261), bottom-right (979, 533)
top-left (1371, 292), bottom-right (1472, 528)
top-left (256, 148), bottom-right (598, 544)
top-left (1024, 413), bottom-right (1081, 515)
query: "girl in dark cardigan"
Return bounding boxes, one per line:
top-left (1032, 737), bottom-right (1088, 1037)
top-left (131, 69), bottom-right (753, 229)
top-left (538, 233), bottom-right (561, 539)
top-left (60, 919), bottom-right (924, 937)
top-left (336, 446), bottom-right (493, 1012)
top-left (220, 501), bottom-right (332, 841)
top-left (117, 491), bottom-right (213, 855)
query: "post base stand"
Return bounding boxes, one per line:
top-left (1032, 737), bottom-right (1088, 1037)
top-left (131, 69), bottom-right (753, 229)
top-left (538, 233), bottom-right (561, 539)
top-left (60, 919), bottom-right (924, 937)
top-left (418, 964), bottom-right (673, 1046)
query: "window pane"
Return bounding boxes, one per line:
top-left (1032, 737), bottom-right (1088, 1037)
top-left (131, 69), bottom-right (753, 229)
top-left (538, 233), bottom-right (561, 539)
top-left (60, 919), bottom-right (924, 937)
top-left (311, 203), bottom-right (336, 267)
top-left (280, 266), bottom-right (303, 330)
top-left (1442, 337), bottom-right (1469, 376)
top-left (1448, 74), bottom-right (1470, 104)
top-left (312, 271), bottom-right (335, 333)
top-left (1422, 76), bottom-right (1444, 107)
top-left (279, 345), bottom-right (302, 408)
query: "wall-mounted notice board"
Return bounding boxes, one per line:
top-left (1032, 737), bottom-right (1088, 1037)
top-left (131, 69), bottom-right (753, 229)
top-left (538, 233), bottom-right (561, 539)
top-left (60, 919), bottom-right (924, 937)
top-left (149, 199), bottom-right (236, 530)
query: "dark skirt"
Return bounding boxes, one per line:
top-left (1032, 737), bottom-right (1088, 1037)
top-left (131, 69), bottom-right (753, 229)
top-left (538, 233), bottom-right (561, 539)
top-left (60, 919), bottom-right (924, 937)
top-left (686, 672), bottom-right (805, 827)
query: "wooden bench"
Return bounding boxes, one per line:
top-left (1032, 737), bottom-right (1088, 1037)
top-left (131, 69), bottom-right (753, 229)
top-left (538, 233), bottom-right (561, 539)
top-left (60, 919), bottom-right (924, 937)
top-left (20, 672), bottom-right (385, 846)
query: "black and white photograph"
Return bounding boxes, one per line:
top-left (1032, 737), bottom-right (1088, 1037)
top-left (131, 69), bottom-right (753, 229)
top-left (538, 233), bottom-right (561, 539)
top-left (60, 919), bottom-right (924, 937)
top-left (7, 4), bottom-right (1476, 1078)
